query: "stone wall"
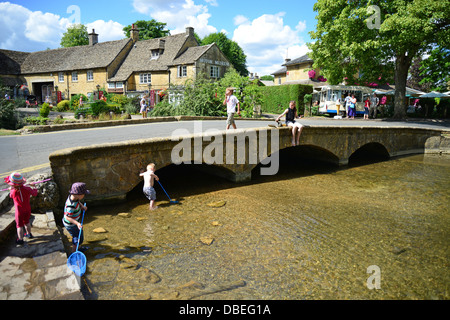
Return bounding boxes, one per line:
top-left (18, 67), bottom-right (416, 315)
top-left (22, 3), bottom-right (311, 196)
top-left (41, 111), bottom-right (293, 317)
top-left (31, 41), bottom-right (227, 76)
top-left (49, 125), bottom-right (449, 206)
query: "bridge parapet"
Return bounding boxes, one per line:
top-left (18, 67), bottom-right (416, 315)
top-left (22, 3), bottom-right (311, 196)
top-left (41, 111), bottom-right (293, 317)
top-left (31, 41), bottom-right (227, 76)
top-left (49, 125), bottom-right (448, 205)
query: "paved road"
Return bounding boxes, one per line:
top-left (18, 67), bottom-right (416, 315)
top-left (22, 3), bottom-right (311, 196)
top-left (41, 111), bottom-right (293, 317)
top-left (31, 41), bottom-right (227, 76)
top-left (1, 117), bottom-right (449, 183)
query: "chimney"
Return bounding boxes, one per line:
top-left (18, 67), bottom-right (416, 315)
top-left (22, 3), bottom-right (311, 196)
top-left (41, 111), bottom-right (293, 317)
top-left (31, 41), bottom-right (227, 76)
top-left (186, 27), bottom-right (194, 38)
top-left (89, 29), bottom-right (98, 46)
top-left (285, 58), bottom-right (291, 64)
top-left (131, 24), bottom-right (139, 42)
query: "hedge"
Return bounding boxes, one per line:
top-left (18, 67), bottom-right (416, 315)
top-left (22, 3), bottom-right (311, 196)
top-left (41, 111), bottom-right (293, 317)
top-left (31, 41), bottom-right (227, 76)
top-left (257, 84), bottom-right (313, 115)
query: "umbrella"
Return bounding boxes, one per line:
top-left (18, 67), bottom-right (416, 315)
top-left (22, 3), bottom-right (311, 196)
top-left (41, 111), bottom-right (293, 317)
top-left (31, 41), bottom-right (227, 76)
top-left (419, 91), bottom-right (450, 98)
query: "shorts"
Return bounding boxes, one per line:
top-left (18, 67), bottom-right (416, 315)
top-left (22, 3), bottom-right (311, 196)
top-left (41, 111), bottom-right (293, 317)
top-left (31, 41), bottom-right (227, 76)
top-left (227, 113), bottom-right (235, 126)
top-left (364, 107), bottom-right (369, 115)
top-left (143, 186), bottom-right (156, 201)
top-left (63, 219), bottom-right (84, 246)
top-left (15, 211), bottom-right (31, 228)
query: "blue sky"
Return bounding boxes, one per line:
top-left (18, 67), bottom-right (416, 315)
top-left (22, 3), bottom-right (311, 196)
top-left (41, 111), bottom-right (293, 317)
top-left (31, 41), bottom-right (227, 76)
top-left (0, 0), bottom-right (318, 75)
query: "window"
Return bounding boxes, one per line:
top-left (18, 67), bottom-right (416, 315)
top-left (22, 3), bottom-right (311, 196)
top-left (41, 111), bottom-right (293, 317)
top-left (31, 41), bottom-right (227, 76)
top-left (58, 72), bottom-right (64, 83)
top-left (72, 71), bottom-right (78, 82)
top-left (115, 82), bottom-right (123, 88)
top-left (210, 66), bottom-right (220, 78)
top-left (87, 70), bottom-right (94, 82)
top-left (108, 82), bottom-right (115, 89)
top-left (177, 66), bottom-right (187, 77)
top-left (151, 50), bottom-right (160, 60)
top-left (140, 73), bottom-right (151, 84)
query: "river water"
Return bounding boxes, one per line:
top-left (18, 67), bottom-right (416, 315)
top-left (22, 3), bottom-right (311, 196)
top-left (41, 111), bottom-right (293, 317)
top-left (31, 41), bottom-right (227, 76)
top-left (80, 152), bottom-right (449, 300)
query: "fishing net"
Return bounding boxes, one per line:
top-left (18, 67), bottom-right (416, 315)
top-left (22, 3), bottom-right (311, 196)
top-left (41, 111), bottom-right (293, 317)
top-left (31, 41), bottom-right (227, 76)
top-left (67, 251), bottom-right (87, 277)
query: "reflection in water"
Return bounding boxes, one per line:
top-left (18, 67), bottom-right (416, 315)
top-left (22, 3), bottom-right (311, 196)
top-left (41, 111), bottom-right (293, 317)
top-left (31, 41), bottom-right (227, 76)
top-left (80, 153), bottom-right (449, 300)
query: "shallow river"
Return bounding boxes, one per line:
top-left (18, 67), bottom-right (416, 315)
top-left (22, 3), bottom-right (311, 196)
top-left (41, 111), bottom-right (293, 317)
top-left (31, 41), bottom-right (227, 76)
top-left (79, 153), bottom-right (449, 300)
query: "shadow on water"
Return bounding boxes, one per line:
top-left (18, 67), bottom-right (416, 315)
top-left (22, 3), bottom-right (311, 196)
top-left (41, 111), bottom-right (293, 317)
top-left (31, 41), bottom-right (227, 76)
top-left (125, 143), bottom-right (395, 206)
top-left (79, 144), bottom-right (412, 299)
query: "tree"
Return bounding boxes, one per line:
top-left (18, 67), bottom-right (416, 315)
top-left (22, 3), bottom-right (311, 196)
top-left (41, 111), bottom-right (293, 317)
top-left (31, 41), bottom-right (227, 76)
top-left (308, 0), bottom-right (450, 119)
top-left (123, 20), bottom-right (170, 40)
top-left (407, 56), bottom-right (431, 92)
top-left (201, 32), bottom-right (248, 76)
top-left (60, 24), bottom-right (89, 47)
top-left (419, 46), bottom-right (450, 92)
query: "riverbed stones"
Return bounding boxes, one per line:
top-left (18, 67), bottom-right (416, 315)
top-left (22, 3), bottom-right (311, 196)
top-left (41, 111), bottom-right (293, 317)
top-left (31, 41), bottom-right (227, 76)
top-left (200, 236), bottom-right (214, 245)
top-left (117, 213), bottom-right (130, 218)
top-left (207, 200), bottom-right (226, 208)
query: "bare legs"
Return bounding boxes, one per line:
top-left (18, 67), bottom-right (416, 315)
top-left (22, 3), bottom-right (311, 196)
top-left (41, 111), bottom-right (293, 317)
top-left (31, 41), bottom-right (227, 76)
top-left (288, 122), bottom-right (304, 146)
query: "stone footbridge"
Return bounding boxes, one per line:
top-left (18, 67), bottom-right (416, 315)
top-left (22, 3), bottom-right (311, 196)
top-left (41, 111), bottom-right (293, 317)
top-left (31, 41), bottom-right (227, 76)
top-left (49, 125), bottom-right (449, 205)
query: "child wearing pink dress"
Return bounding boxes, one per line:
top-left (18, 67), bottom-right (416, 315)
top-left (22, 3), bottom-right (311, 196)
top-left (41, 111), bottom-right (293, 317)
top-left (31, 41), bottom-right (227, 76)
top-left (5, 172), bottom-right (38, 245)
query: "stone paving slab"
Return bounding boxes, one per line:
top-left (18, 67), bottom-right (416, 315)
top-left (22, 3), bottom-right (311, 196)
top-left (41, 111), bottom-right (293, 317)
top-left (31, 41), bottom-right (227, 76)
top-left (0, 209), bottom-right (84, 300)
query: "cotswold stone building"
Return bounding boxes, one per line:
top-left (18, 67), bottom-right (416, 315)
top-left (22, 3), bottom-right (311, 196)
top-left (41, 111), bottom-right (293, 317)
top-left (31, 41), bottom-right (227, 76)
top-left (0, 26), bottom-right (231, 105)
top-left (271, 54), bottom-right (323, 87)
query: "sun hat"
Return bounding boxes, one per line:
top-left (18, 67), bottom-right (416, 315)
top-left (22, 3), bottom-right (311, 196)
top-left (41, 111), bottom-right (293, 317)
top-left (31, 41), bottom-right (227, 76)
top-left (5, 172), bottom-right (26, 186)
top-left (69, 182), bottom-right (90, 195)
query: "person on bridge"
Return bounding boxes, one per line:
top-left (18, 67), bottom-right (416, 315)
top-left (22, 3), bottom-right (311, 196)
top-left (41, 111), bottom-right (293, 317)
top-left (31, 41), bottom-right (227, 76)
top-left (223, 88), bottom-right (241, 130)
top-left (140, 163), bottom-right (159, 210)
top-left (5, 172), bottom-right (38, 246)
top-left (276, 101), bottom-right (304, 146)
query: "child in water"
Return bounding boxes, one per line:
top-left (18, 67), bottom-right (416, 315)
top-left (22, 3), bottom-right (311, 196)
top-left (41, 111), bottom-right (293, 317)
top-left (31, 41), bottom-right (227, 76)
top-left (63, 182), bottom-right (89, 253)
top-left (140, 163), bottom-right (159, 210)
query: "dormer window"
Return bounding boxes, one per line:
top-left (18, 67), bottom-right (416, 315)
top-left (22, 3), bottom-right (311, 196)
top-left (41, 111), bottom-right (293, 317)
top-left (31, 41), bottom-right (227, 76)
top-left (151, 49), bottom-right (163, 60)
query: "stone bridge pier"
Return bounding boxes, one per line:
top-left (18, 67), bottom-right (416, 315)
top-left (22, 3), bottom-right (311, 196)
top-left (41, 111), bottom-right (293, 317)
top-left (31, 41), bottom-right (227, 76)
top-left (49, 125), bottom-right (448, 206)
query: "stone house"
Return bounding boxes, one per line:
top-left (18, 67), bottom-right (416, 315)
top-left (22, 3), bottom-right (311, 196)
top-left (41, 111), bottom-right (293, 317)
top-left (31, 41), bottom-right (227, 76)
top-left (271, 54), bottom-right (324, 87)
top-left (0, 26), bottom-right (231, 105)
top-left (108, 27), bottom-right (231, 105)
top-left (0, 49), bottom-right (30, 97)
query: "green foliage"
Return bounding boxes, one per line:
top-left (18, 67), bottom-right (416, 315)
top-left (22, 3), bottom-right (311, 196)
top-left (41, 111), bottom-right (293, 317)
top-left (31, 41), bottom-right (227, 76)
top-left (108, 94), bottom-right (129, 107)
top-left (258, 84), bottom-right (313, 115)
top-left (60, 24), bottom-right (89, 48)
top-left (419, 46), bottom-right (450, 92)
top-left (39, 103), bottom-right (50, 118)
top-left (25, 116), bottom-right (49, 125)
top-left (308, 0), bottom-right (450, 119)
top-left (201, 32), bottom-right (248, 76)
top-left (56, 100), bottom-right (70, 112)
top-left (0, 95), bottom-right (18, 129)
top-left (123, 20), bottom-right (170, 40)
top-left (90, 100), bottom-right (109, 116)
top-left (260, 75), bottom-right (274, 81)
top-left (151, 69), bottom-right (263, 118)
top-left (69, 94), bottom-right (87, 110)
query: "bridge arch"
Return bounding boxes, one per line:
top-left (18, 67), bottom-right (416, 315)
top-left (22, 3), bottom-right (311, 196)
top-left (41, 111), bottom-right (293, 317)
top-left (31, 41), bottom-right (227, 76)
top-left (49, 125), bottom-right (448, 205)
top-left (349, 142), bottom-right (390, 165)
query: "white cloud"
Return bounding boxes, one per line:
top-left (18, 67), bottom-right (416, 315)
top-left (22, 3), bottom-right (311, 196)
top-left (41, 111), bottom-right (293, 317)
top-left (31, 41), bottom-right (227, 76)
top-left (0, 2), bottom-right (71, 51)
top-left (232, 13), bottom-right (309, 76)
top-left (233, 15), bottom-right (249, 26)
top-left (86, 20), bottom-right (126, 42)
top-left (132, 0), bottom-right (217, 37)
top-left (0, 3), bottom-right (126, 52)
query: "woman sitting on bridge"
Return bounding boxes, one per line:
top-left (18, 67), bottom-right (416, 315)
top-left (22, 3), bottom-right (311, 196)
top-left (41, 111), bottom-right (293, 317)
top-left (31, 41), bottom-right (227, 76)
top-left (276, 101), bottom-right (304, 146)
